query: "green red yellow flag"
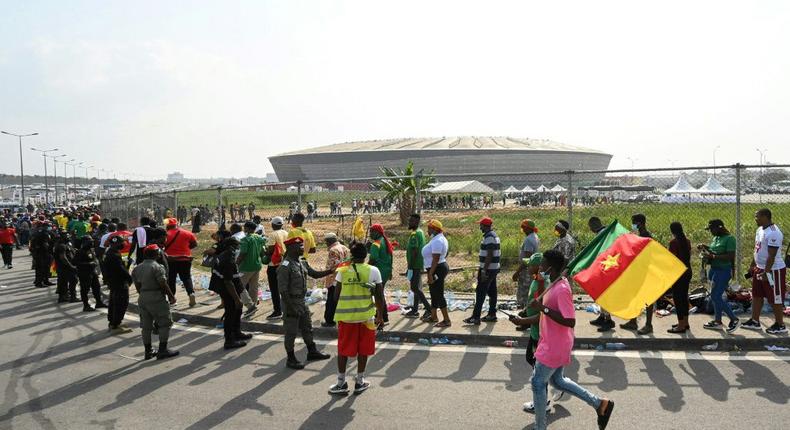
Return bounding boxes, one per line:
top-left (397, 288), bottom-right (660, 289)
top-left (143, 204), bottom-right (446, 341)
top-left (570, 221), bottom-right (687, 319)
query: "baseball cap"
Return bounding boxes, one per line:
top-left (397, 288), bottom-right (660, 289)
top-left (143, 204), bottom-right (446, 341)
top-left (523, 252), bottom-right (543, 266)
top-left (271, 216), bottom-right (284, 225)
top-left (284, 236), bottom-right (304, 246)
top-left (478, 217), bottom-right (493, 226)
top-left (324, 232), bottom-right (337, 240)
top-left (705, 219), bottom-right (725, 230)
top-left (144, 244), bottom-right (160, 252)
top-left (165, 218), bottom-right (178, 227)
top-left (521, 219), bottom-right (537, 232)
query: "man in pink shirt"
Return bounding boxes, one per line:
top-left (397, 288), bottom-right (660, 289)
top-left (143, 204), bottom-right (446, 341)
top-left (528, 250), bottom-right (614, 430)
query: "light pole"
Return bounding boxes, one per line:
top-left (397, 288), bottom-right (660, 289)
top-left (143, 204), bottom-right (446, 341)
top-left (30, 147), bottom-right (58, 206)
top-left (51, 154), bottom-right (67, 204)
top-left (1, 130), bottom-right (38, 206)
top-left (84, 165), bottom-right (94, 200)
top-left (712, 145), bottom-right (721, 178)
top-left (756, 148), bottom-right (767, 175)
top-left (64, 160), bottom-right (77, 203)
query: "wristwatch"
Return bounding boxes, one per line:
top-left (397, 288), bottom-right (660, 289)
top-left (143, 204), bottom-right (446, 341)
top-left (542, 307), bottom-right (550, 315)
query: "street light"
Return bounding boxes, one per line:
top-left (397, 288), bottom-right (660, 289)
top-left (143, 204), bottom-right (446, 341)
top-left (1, 130), bottom-right (38, 207)
top-left (30, 147), bottom-right (58, 206)
top-left (51, 154), bottom-right (67, 204)
top-left (64, 159), bottom-right (77, 203)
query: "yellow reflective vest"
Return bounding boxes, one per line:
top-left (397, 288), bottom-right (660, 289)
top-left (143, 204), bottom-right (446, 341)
top-left (334, 263), bottom-right (376, 322)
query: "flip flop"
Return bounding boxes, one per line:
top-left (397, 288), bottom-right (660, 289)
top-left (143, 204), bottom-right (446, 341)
top-left (597, 400), bottom-right (614, 430)
top-left (434, 321), bottom-right (451, 328)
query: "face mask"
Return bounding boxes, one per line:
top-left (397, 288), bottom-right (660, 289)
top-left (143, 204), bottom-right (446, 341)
top-left (631, 224), bottom-right (638, 231)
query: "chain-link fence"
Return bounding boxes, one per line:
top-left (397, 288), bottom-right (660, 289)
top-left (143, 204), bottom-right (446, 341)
top-left (100, 164), bottom-right (790, 295)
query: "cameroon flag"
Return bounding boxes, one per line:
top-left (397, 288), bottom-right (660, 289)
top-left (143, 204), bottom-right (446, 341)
top-left (568, 221), bottom-right (687, 319)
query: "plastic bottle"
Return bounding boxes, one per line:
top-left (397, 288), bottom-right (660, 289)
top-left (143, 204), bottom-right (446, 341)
top-left (605, 342), bottom-right (626, 350)
top-left (388, 336), bottom-right (401, 343)
top-left (417, 338), bottom-right (430, 345)
top-left (503, 340), bottom-right (518, 347)
top-left (395, 289), bottom-right (403, 304)
top-left (407, 290), bottom-right (415, 307)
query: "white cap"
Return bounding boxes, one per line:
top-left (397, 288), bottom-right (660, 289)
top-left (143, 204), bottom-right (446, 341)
top-left (271, 216), bottom-right (284, 225)
top-left (324, 232), bottom-right (337, 240)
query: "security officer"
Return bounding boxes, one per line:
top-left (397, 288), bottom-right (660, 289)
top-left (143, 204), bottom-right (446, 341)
top-left (277, 236), bottom-right (333, 369)
top-left (53, 233), bottom-right (78, 303)
top-left (104, 235), bottom-right (133, 334)
top-left (132, 244), bottom-right (179, 360)
top-left (30, 222), bottom-right (55, 288)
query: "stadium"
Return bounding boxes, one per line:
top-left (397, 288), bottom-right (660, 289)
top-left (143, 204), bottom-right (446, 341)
top-left (268, 137), bottom-right (612, 187)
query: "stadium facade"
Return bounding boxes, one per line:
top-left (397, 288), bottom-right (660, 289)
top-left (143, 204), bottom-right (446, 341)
top-left (269, 137), bottom-right (612, 188)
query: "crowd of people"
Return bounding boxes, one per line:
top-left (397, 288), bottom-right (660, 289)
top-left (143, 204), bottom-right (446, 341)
top-left (2, 202), bottom-right (788, 430)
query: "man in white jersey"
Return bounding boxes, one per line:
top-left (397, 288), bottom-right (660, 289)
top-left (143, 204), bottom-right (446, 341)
top-left (742, 209), bottom-right (787, 334)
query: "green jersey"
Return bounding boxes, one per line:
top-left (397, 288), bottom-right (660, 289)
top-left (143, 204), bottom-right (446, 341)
top-left (369, 238), bottom-right (393, 282)
top-left (239, 233), bottom-right (266, 272)
top-left (708, 234), bottom-right (736, 269)
top-left (526, 279), bottom-right (544, 340)
top-left (407, 229), bottom-right (426, 270)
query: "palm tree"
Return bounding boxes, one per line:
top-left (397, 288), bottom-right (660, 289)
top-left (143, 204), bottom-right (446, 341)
top-left (378, 161), bottom-right (436, 226)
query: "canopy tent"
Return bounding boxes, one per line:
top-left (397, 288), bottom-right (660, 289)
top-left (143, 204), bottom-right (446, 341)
top-left (662, 175), bottom-right (698, 194)
top-left (504, 185), bottom-right (519, 193)
top-left (521, 185), bottom-right (536, 193)
top-left (550, 184), bottom-right (567, 193)
top-left (697, 176), bottom-right (733, 194)
top-left (426, 180), bottom-right (495, 194)
top-left (536, 185), bottom-right (548, 193)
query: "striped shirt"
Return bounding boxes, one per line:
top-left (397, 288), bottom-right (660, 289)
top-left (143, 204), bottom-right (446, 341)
top-left (478, 230), bottom-right (501, 271)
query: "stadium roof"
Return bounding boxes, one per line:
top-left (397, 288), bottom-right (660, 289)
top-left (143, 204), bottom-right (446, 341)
top-left (427, 180), bottom-right (495, 194)
top-left (275, 137), bottom-right (608, 156)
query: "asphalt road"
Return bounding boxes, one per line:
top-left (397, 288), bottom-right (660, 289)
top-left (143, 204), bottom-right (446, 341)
top-left (1, 254), bottom-right (789, 430)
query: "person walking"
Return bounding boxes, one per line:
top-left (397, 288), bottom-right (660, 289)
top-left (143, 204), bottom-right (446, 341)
top-left (132, 244), bottom-right (179, 360)
top-left (527, 250), bottom-right (615, 430)
top-left (277, 236), bottom-right (332, 369)
top-left (464, 217), bottom-right (501, 325)
top-left (30, 222), bottom-right (54, 288)
top-left (742, 209), bottom-right (787, 334)
top-left (667, 222), bottom-right (693, 334)
top-left (0, 219), bottom-right (17, 269)
top-left (620, 214), bottom-right (655, 334)
top-left (367, 224), bottom-right (393, 326)
top-left (586, 217), bottom-right (616, 332)
top-left (191, 207), bottom-right (202, 234)
top-left (163, 218), bottom-right (199, 307)
top-left (214, 234), bottom-right (253, 349)
top-left (104, 235), bottom-right (133, 334)
top-left (404, 213), bottom-right (431, 319)
top-left (328, 243), bottom-right (387, 395)
top-left (238, 221), bottom-right (266, 315)
top-left (697, 219), bottom-right (740, 333)
top-left (422, 219), bottom-right (451, 327)
top-left (73, 238), bottom-right (106, 312)
top-left (54, 234), bottom-right (79, 303)
top-left (513, 219), bottom-right (539, 313)
top-left (551, 220), bottom-right (576, 264)
top-left (264, 216), bottom-right (288, 320)
top-left (321, 233), bottom-right (350, 327)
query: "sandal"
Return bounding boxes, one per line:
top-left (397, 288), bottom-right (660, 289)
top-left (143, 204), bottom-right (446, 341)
top-left (434, 321), bottom-right (451, 328)
top-left (667, 326), bottom-right (689, 334)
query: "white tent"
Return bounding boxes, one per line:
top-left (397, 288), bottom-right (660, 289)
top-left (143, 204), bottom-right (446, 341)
top-left (504, 185), bottom-right (519, 193)
top-left (536, 185), bottom-right (548, 192)
top-left (662, 175), bottom-right (698, 194)
top-left (521, 185), bottom-right (535, 193)
top-left (427, 180), bottom-right (495, 194)
top-left (550, 184), bottom-right (567, 193)
top-left (697, 176), bottom-right (733, 194)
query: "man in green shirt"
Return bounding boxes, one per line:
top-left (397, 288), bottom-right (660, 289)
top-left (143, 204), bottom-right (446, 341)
top-left (404, 214), bottom-right (431, 319)
top-left (368, 224), bottom-right (393, 325)
top-left (238, 221), bottom-right (266, 314)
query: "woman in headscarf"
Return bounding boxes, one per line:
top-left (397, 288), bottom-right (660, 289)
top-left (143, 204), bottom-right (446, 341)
top-left (368, 224), bottom-right (393, 326)
top-left (422, 219), bottom-right (451, 328)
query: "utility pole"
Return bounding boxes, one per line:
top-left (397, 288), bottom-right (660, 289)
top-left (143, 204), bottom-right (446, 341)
top-left (1, 130), bottom-right (38, 207)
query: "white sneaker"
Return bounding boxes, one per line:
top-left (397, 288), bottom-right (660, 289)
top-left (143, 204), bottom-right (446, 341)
top-left (523, 400), bottom-right (552, 413)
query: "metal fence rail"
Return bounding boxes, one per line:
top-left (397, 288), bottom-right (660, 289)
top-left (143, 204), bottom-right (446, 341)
top-left (100, 164), bottom-right (790, 294)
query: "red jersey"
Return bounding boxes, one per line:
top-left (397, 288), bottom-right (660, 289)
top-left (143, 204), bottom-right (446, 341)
top-left (165, 228), bottom-right (198, 259)
top-left (108, 230), bottom-right (133, 255)
top-left (0, 227), bottom-right (16, 245)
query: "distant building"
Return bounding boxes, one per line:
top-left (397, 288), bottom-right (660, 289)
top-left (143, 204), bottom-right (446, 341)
top-left (167, 172), bottom-right (185, 183)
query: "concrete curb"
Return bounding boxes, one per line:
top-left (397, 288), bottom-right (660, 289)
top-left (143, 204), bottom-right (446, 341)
top-left (125, 301), bottom-right (790, 352)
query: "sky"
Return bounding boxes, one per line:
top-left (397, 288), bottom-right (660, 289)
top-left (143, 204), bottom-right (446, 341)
top-left (1, 0), bottom-right (789, 180)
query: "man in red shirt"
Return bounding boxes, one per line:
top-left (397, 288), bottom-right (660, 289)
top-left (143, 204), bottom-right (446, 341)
top-left (164, 218), bottom-right (199, 307)
top-left (0, 220), bottom-right (18, 269)
top-left (108, 222), bottom-right (133, 259)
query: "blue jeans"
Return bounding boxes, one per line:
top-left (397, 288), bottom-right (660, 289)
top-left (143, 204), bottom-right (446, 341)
top-left (709, 267), bottom-right (736, 321)
top-left (531, 361), bottom-right (601, 430)
top-left (472, 269), bottom-right (498, 318)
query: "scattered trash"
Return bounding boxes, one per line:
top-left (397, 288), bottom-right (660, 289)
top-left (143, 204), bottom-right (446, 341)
top-left (417, 338), bottom-right (430, 346)
top-left (176, 318), bottom-right (188, 324)
top-left (656, 309), bottom-right (671, 317)
top-left (689, 306), bottom-right (698, 314)
top-left (449, 339), bottom-right (465, 345)
top-left (387, 336), bottom-right (401, 343)
top-left (604, 342), bottom-right (627, 350)
top-left (585, 304), bottom-right (601, 314)
top-left (0, 285), bottom-right (7, 289)
top-left (449, 300), bottom-right (472, 312)
top-left (386, 303), bottom-right (401, 312)
top-left (702, 342), bottom-right (718, 351)
top-left (578, 343), bottom-right (596, 350)
top-left (261, 291), bottom-right (271, 301)
top-left (765, 345), bottom-right (790, 352)
top-left (502, 340), bottom-right (518, 347)
top-left (431, 337), bottom-right (450, 345)
top-left (595, 345), bottom-right (605, 351)
top-left (575, 305), bottom-right (583, 310)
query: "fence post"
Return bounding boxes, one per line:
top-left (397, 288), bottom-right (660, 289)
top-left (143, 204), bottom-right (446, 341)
top-left (415, 172), bottom-right (422, 214)
top-left (735, 164), bottom-right (742, 281)
top-left (216, 187), bottom-right (223, 228)
top-left (566, 171), bottom-right (574, 230)
top-left (297, 181), bottom-right (303, 212)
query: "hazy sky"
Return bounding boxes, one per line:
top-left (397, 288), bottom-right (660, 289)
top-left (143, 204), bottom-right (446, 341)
top-left (2, 1), bottom-right (789, 180)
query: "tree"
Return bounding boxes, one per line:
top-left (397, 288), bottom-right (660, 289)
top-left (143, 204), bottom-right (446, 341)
top-left (378, 161), bottom-right (436, 226)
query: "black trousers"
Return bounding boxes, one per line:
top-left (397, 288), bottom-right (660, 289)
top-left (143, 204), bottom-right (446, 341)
top-left (266, 266), bottom-right (282, 314)
top-left (324, 284), bottom-right (338, 324)
top-left (218, 284), bottom-right (242, 342)
top-left (167, 259), bottom-right (194, 296)
top-left (108, 284), bottom-right (129, 327)
top-left (429, 263), bottom-right (449, 309)
top-left (673, 270), bottom-right (692, 319)
top-left (409, 270), bottom-right (431, 310)
top-left (77, 272), bottom-right (104, 305)
top-left (56, 270), bottom-right (77, 299)
top-left (1, 244), bottom-right (13, 266)
top-left (33, 252), bottom-right (51, 285)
